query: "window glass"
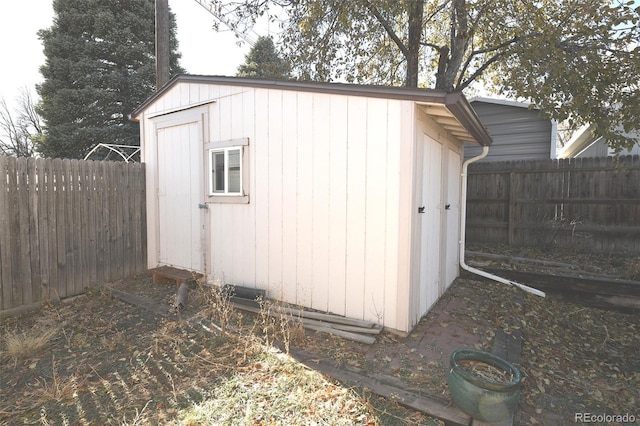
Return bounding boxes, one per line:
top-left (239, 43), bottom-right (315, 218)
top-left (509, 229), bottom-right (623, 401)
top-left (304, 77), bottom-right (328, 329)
top-left (228, 148), bottom-right (241, 193)
top-left (213, 151), bottom-right (225, 193)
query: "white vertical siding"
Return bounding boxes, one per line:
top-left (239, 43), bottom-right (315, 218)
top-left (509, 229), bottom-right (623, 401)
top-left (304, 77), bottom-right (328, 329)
top-left (327, 96), bottom-right (349, 316)
top-left (344, 97), bottom-right (368, 319)
top-left (310, 95), bottom-right (331, 312)
top-left (253, 89), bottom-right (270, 290)
top-left (364, 99), bottom-right (389, 323)
top-left (281, 91), bottom-right (299, 304)
top-left (267, 91), bottom-right (284, 297)
top-left (383, 102), bottom-right (404, 329)
top-left (295, 93), bottom-right (314, 307)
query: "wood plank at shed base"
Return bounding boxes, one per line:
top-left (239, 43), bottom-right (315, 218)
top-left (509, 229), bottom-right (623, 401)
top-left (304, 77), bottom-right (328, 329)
top-left (230, 297), bottom-right (380, 344)
top-left (149, 265), bottom-right (203, 285)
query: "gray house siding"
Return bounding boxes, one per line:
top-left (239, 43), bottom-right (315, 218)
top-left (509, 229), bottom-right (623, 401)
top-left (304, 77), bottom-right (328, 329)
top-left (465, 99), bottom-right (554, 162)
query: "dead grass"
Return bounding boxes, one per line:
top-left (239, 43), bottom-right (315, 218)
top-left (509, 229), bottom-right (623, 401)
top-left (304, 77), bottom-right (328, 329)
top-left (173, 348), bottom-right (376, 425)
top-left (1, 279), bottom-right (435, 424)
top-left (172, 283), bottom-right (380, 424)
top-left (2, 326), bottom-right (58, 361)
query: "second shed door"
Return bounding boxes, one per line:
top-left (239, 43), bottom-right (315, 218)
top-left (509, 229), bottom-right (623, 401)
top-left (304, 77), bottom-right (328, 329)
top-left (419, 134), bottom-right (443, 315)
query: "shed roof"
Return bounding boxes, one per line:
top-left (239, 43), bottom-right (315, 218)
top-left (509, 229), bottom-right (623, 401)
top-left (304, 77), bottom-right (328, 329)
top-left (131, 74), bottom-right (492, 146)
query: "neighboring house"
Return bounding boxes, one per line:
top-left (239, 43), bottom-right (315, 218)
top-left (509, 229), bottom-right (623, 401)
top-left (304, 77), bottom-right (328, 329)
top-left (464, 97), bottom-right (556, 162)
top-left (131, 75), bottom-right (492, 333)
top-left (556, 124), bottom-right (640, 158)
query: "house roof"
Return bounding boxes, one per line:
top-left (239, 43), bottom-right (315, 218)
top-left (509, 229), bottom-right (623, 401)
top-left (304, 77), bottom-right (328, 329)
top-left (469, 96), bottom-right (536, 110)
top-left (556, 124), bottom-right (596, 158)
top-left (131, 74), bottom-right (493, 146)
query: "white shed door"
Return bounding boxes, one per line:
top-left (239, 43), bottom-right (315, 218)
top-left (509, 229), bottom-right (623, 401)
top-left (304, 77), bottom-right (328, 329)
top-left (444, 148), bottom-right (462, 287)
top-left (156, 121), bottom-right (204, 272)
top-left (419, 134), bottom-right (443, 315)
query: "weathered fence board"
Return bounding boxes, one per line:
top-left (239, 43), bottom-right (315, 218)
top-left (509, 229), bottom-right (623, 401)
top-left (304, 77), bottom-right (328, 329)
top-left (466, 155), bottom-right (640, 254)
top-left (0, 156), bottom-right (146, 313)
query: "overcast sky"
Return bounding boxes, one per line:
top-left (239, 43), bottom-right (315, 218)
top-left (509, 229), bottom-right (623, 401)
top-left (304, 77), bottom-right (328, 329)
top-left (0, 0), bottom-right (265, 111)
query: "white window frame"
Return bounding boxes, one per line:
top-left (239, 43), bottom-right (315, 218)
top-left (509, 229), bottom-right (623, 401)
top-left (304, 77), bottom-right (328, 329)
top-left (209, 146), bottom-right (242, 196)
top-left (205, 137), bottom-right (250, 204)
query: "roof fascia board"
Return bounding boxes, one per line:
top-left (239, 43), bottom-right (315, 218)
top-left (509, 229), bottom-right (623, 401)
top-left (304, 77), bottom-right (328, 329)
top-left (178, 74), bottom-right (453, 102)
top-left (445, 92), bottom-right (493, 146)
top-left (132, 74), bottom-right (451, 119)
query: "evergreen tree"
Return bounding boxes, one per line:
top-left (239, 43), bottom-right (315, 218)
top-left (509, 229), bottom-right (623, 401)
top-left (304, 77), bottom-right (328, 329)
top-left (236, 36), bottom-right (290, 79)
top-left (37, 0), bottom-right (184, 159)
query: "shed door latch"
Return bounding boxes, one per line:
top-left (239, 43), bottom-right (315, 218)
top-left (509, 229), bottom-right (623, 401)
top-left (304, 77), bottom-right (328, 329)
top-left (418, 206), bottom-right (425, 214)
top-left (198, 203), bottom-right (208, 210)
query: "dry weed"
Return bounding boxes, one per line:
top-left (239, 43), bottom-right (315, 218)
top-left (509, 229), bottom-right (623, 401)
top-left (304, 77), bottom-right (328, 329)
top-left (121, 400), bottom-right (153, 426)
top-left (623, 257), bottom-right (640, 280)
top-left (2, 326), bottom-right (59, 360)
top-left (257, 298), bottom-right (305, 353)
top-left (194, 280), bottom-right (235, 335)
top-left (36, 356), bottom-right (76, 402)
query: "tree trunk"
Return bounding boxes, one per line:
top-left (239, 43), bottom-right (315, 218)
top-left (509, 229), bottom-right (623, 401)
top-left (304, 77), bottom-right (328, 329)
top-left (435, 0), bottom-right (470, 91)
top-left (405, 0), bottom-right (424, 88)
top-left (435, 47), bottom-right (450, 90)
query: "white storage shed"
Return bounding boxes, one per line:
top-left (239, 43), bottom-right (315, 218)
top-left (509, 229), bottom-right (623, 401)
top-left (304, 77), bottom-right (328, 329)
top-left (131, 75), bottom-right (492, 333)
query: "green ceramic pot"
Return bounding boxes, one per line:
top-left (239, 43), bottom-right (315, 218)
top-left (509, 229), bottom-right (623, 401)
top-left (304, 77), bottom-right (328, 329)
top-left (447, 349), bottom-right (522, 423)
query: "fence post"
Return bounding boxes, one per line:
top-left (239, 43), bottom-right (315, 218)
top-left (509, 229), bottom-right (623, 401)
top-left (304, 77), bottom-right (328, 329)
top-left (508, 171), bottom-right (516, 246)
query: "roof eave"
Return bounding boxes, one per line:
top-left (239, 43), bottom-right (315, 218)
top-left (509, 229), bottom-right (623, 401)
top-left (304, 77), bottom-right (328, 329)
top-left (445, 92), bottom-right (493, 146)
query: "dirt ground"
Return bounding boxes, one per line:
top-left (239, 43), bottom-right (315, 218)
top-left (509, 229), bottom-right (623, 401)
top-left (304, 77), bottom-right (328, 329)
top-left (1, 244), bottom-right (639, 425)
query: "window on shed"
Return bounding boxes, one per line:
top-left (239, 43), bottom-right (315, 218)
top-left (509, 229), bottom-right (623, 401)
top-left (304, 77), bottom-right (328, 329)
top-left (209, 147), bottom-right (243, 195)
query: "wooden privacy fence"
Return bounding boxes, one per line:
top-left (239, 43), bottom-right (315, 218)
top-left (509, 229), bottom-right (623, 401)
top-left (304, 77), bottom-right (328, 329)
top-left (0, 156), bottom-right (146, 313)
top-left (466, 155), bottom-right (640, 254)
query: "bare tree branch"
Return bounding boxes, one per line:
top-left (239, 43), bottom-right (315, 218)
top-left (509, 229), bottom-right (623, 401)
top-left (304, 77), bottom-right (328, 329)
top-left (363, 0), bottom-right (409, 58)
top-left (0, 88), bottom-right (42, 157)
top-left (457, 34), bottom-right (523, 88)
top-left (456, 48), bottom-right (515, 91)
